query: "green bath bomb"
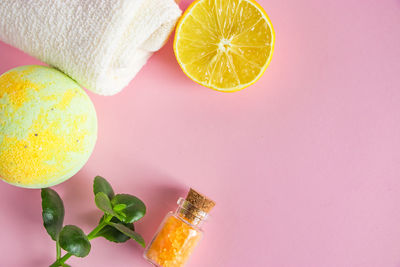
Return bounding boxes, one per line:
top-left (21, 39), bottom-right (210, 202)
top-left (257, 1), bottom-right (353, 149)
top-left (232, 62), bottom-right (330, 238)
top-left (0, 65), bottom-right (97, 188)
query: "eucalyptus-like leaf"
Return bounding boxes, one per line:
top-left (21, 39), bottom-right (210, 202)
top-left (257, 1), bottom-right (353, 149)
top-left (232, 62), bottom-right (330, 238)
top-left (93, 176), bottom-right (114, 199)
top-left (41, 188), bottom-right (65, 241)
top-left (59, 225), bottom-right (91, 257)
top-left (95, 192), bottom-right (116, 216)
top-left (108, 222), bottom-right (145, 247)
top-left (111, 194), bottom-right (146, 223)
top-left (93, 216), bottom-right (135, 243)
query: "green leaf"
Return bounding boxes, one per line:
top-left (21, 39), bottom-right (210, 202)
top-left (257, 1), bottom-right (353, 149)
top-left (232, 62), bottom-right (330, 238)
top-left (93, 216), bottom-right (135, 243)
top-left (113, 204), bottom-right (127, 212)
top-left (93, 176), bottom-right (114, 199)
top-left (41, 188), bottom-right (65, 241)
top-left (59, 225), bottom-right (91, 257)
top-left (108, 222), bottom-right (145, 247)
top-left (111, 194), bottom-right (146, 223)
top-left (95, 192), bottom-right (116, 216)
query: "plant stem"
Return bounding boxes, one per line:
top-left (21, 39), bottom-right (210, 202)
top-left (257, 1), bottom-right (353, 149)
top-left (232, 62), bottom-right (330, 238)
top-left (87, 214), bottom-right (113, 240)
top-left (51, 252), bottom-right (72, 266)
top-left (50, 214), bottom-right (114, 266)
top-left (56, 241), bottom-right (61, 260)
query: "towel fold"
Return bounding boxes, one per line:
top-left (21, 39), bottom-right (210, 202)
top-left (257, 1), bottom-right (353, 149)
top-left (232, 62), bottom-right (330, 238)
top-left (0, 0), bottom-right (181, 95)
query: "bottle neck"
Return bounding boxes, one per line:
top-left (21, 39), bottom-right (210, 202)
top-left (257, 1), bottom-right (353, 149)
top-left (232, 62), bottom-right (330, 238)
top-left (175, 198), bottom-right (208, 227)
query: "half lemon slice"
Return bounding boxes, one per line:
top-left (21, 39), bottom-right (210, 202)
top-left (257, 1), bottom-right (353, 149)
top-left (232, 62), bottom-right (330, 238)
top-left (174, 0), bottom-right (275, 92)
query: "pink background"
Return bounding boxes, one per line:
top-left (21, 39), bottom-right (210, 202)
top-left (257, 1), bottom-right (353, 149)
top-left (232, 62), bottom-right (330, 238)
top-left (1, 0), bottom-right (400, 266)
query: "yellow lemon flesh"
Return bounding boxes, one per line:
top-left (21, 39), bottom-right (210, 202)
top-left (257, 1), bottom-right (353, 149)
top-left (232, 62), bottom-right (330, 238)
top-left (0, 65), bottom-right (97, 188)
top-left (174, 0), bottom-right (275, 92)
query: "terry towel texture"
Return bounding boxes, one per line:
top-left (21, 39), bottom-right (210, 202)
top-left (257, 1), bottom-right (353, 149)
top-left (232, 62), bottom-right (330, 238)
top-left (0, 0), bottom-right (181, 95)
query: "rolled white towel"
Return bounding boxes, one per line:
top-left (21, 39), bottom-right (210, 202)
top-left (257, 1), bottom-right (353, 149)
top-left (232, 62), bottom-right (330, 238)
top-left (0, 0), bottom-right (181, 95)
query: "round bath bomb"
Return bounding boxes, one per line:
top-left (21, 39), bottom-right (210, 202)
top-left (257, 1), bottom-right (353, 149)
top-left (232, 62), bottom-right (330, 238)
top-left (0, 65), bottom-right (97, 188)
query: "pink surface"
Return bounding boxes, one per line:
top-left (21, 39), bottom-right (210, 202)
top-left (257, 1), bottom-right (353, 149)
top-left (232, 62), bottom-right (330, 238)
top-left (1, 0), bottom-right (400, 266)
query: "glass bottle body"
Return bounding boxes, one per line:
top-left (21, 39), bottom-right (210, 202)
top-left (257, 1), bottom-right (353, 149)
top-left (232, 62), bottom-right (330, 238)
top-left (144, 199), bottom-right (206, 267)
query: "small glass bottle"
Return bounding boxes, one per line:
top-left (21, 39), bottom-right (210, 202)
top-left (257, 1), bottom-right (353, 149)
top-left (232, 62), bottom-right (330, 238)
top-left (144, 188), bottom-right (215, 267)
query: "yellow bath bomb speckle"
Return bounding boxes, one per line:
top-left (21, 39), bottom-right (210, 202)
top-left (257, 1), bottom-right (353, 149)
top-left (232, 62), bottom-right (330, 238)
top-left (0, 65), bottom-right (97, 188)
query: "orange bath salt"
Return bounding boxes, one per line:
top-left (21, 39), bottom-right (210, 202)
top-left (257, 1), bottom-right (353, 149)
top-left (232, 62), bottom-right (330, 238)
top-left (146, 215), bottom-right (202, 267)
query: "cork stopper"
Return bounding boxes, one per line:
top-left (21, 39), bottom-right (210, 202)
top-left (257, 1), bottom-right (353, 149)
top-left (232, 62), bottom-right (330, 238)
top-left (178, 188), bottom-right (215, 225)
top-left (185, 188), bottom-right (216, 213)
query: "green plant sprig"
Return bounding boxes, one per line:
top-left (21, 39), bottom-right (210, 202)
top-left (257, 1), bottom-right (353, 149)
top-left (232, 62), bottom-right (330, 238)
top-left (41, 176), bottom-right (146, 267)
